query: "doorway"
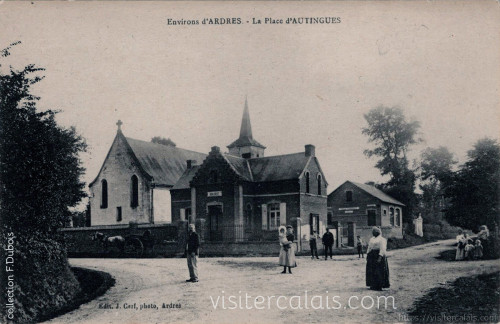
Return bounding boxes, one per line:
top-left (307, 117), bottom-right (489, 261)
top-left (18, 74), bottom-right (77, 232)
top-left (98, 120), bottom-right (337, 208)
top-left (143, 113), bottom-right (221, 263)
top-left (208, 204), bottom-right (223, 241)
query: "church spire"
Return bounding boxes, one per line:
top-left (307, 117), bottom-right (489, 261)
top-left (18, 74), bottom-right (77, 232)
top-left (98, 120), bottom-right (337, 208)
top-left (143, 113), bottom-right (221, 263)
top-left (227, 97), bottom-right (266, 158)
top-left (239, 96), bottom-right (253, 139)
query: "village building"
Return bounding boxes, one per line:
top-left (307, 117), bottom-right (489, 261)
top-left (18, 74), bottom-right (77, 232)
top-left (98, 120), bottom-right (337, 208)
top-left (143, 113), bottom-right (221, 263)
top-left (88, 121), bottom-right (207, 226)
top-left (170, 99), bottom-right (328, 248)
top-left (327, 181), bottom-right (404, 247)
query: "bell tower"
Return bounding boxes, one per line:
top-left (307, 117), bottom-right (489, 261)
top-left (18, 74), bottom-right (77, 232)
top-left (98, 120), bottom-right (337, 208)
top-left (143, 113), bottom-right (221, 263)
top-left (227, 97), bottom-right (266, 159)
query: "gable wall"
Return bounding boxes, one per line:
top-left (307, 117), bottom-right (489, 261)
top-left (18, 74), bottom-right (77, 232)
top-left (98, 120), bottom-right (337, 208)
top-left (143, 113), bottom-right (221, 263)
top-left (299, 157), bottom-right (327, 196)
top-left (89, 135), bottom-right (151, 225)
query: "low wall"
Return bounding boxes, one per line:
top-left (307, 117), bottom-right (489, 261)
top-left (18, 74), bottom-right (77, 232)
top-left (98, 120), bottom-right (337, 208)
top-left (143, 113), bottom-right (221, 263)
top-left (59, 223), bottom-right (180, 257)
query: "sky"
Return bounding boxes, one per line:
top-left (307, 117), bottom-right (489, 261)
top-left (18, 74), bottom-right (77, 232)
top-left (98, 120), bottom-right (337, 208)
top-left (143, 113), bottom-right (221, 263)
top-left (1, 1), bottom-right (499, 200)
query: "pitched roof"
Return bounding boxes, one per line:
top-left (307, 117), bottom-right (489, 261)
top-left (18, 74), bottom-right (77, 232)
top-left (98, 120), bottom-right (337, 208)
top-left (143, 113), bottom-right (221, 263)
top-left (248, 153), bottom-right (311, 182)
top-left (125, 137), bottom-right (207, 187)
top-left (171, 166), bottom-right (201, 190)
top-left (223, 154), bottom-right (254, 181)
top-left (349, 181), bottom-right (405, 206)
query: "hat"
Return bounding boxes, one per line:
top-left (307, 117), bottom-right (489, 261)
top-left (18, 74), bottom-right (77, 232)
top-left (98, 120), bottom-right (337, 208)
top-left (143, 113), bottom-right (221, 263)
top-left (278, 226), bottom-right (286, 234)
top-left (286, 225), bottom-right (293, 229)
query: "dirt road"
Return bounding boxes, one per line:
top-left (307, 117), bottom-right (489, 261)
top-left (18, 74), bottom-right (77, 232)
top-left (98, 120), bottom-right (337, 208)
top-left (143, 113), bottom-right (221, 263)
top-left (45, 240), bottom-right (499, 324)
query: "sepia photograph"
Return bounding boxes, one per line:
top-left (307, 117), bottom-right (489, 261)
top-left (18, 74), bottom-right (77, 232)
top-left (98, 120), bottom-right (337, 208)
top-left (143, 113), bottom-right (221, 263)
top-left (0, 1), bottom-right (499, 323)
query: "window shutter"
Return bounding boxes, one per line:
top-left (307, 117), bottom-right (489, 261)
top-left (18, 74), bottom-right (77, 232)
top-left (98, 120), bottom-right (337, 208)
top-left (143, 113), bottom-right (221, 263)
top-left (279, 203), bottom-right (286, 225)
top-left (180, 208), bottom-right (186, 221)
top-left (261, 204), bottom-right (268, 230)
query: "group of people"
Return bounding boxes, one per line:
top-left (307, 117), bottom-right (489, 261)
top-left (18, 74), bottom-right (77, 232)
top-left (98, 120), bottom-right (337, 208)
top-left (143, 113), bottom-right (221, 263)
top-left (278, 225), bottom-right (390, 291)
top-left (184, 223), bottom-right (391, 291)
top-left (308, 228), bottom-right (335, 260)
top-left (455, 226), bottom-right (490, 261)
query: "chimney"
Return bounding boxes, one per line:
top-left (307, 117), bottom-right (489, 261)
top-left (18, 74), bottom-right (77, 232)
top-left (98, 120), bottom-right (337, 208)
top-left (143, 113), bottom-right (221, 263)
top-left (305, 144), bottom-right (315, 157)
top-left (211, 146), bottom-right (220, 153)
top-left (186, 160), bottom-right (197, 169)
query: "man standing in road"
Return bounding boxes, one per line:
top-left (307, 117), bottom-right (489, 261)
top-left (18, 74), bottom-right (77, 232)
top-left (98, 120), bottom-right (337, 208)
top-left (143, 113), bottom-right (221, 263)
top-left (309, 230), bottom-right (320, 259)
top-left (322, 228), bottom-right (334, 260)
top-left (186, 224), bottom-right (200, 282)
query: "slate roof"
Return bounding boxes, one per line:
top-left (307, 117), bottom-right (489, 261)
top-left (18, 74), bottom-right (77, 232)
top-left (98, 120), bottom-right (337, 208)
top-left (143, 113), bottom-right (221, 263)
top-left (248, 153), bottom-right (311, 182)
top-left (223, 154), bottom-right (254, 181)
top-left (349, 181), bottom-right (405, 206)
top-left (125, 138), bottom-right (207, 187)
top-left (227, 136), bottom-right (266, 149)
top-left (172, 151), bottom-right (317, 190)
top-left (171, 166), bottom-right (201, 190)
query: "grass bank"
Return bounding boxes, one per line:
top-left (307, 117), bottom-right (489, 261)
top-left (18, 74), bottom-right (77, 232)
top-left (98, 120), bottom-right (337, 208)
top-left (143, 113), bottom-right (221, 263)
top-left (408, 272), bottom-right (500, 323)
top-left (39, 267), bottom-right (115, 323)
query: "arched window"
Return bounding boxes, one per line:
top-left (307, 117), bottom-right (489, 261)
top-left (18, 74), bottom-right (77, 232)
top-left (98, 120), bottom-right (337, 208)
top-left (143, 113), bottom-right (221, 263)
top-left (305, 172), bottom-right (310, 193)
top-left (101, 179), bottom-right (108, 209)
top-left (317, 174), bottom-right (322, 195)
top-left (395, 208), bottom-right (401, 226)
top-left (131, 175), bottom-right (138, 208)
top-left (389, 207), bottom-right (395, 226)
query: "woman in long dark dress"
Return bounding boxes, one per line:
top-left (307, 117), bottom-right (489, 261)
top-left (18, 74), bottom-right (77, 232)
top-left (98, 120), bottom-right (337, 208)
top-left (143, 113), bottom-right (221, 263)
top-left (366, 227), bottom-right (390, 290)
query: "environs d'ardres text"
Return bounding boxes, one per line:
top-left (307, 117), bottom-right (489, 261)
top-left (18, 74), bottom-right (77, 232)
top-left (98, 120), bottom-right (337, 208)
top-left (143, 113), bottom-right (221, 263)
top-left (167, 17), bottom-right (341, 26)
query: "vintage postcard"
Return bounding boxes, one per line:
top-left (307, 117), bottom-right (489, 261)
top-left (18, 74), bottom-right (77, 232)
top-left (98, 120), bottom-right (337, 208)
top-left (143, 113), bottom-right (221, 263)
top-left (1, 1), bottom-right (499, 323)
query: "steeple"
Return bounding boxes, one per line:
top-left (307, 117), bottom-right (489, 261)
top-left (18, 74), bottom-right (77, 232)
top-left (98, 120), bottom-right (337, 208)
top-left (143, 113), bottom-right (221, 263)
top-left (227, 97), bottom-right (266, 159)
top-left (239, 96), bottom-right (253, 139)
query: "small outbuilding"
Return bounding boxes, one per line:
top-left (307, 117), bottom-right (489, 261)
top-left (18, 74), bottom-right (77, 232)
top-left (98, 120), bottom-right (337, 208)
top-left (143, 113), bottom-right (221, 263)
top-left (327, 181), bottom-right (405, 247)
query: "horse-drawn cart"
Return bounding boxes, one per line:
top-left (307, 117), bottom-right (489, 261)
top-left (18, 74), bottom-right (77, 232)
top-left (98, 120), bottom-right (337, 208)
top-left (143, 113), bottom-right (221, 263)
top-left (91, 230), bottom-right (155, 257)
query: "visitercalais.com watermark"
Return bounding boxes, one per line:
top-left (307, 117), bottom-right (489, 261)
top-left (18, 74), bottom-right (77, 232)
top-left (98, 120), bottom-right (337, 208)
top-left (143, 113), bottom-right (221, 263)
top-left (4, 232), bottom-right (15, 321)
top-left (210, 291), bottom-right (397, 311)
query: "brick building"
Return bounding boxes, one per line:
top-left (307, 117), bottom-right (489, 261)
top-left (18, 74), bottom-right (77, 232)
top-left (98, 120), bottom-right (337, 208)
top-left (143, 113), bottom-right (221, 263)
top-left (88, 121), bottom-right (206, 226)
top-left (170, 99), bottom-right (328, 248)
top-left (327, 181), bottom-right (404, 247)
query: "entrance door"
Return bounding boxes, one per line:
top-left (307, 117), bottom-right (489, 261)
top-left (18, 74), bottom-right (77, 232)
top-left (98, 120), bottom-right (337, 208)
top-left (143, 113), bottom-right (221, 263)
top-left (347, 222), bottom-right (355, 247)
top-left (367, 210), bottom-right (377, 226)
top-left (208, 205), bottom-right (223, 241)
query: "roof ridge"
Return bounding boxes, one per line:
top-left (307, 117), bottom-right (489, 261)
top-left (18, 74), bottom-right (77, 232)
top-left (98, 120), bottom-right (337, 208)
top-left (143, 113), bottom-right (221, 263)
top-left (125, 137), bottom-right (206, 156)
top-left (248, 151), bottom-right (304, 160)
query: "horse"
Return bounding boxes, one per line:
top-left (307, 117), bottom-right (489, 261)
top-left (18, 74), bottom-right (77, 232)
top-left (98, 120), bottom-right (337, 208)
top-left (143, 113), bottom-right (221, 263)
top-left (91, 232), bottom-right (126, 253)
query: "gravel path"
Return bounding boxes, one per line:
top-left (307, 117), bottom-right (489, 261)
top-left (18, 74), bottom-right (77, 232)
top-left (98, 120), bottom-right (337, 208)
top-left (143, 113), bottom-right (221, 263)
top-left (45, 239), bottom-right (499, 324)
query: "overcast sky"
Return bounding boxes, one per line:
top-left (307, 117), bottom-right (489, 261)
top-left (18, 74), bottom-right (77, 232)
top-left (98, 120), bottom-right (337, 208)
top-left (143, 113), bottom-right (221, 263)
top-left (1, 1), bottom-right (499, 196)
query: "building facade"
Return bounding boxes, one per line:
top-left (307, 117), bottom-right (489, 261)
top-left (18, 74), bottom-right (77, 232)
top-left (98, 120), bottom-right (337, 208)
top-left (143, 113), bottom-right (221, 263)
top-left (327, 181), bottom-right (404, 246)
top-left (88, 121), bottom-right (206, 226)
top-left (171, 100), bottom-right (329, 246)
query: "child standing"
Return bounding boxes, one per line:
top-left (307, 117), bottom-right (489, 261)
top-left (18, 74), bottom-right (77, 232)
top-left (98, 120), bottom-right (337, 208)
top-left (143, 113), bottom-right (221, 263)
top-left (473, 239), bottom-right (483, 260)
top-left (356, 236), bottom-right (364, 258)
top-left (464, 240), bottom-right (475, 260)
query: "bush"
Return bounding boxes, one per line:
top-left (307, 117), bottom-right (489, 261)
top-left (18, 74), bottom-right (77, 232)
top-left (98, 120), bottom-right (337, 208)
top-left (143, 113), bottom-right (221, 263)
top-left (409, 272), bottom-right (500, 323)
top-left (1, 233), bottom-right (80, 323)
top-left (387, 233), bottom-right (432, 250)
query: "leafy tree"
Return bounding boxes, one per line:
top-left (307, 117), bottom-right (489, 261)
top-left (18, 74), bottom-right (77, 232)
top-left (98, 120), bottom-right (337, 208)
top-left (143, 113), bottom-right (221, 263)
top-left (445, 138), bottom-right (500, 230)
top-left (0, 42), bottom-right (84, 322)
top-left (151, 136), bottom-right (176, 147)
top-left (419, 147), bottom-right (457, 224)
top-left (362, 106), bottom-right (422, 223)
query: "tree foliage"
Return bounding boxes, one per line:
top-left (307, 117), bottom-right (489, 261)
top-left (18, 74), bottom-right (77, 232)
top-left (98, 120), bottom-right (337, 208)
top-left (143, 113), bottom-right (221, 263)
top-left (444, 138), bottom-right (500, 230)
top-left (0, 42), bottom-right (85, 323)
top-left (362, 106), bottom-right (421, 223)
top-left (419, 147), bottom-right (457, 224)
top-left (151, 136), bottom-right (176, 147)
top-left (362, 106), bottom-right (421, 183)
top-left (0, 44), bottom-right (87, 234)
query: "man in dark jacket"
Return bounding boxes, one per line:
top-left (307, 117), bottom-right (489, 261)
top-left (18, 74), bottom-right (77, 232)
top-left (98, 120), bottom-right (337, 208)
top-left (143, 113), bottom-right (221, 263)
top-left (322, 228), bottom-right (334, 260)
top-left (186, 224), bottom-right (200, 282)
